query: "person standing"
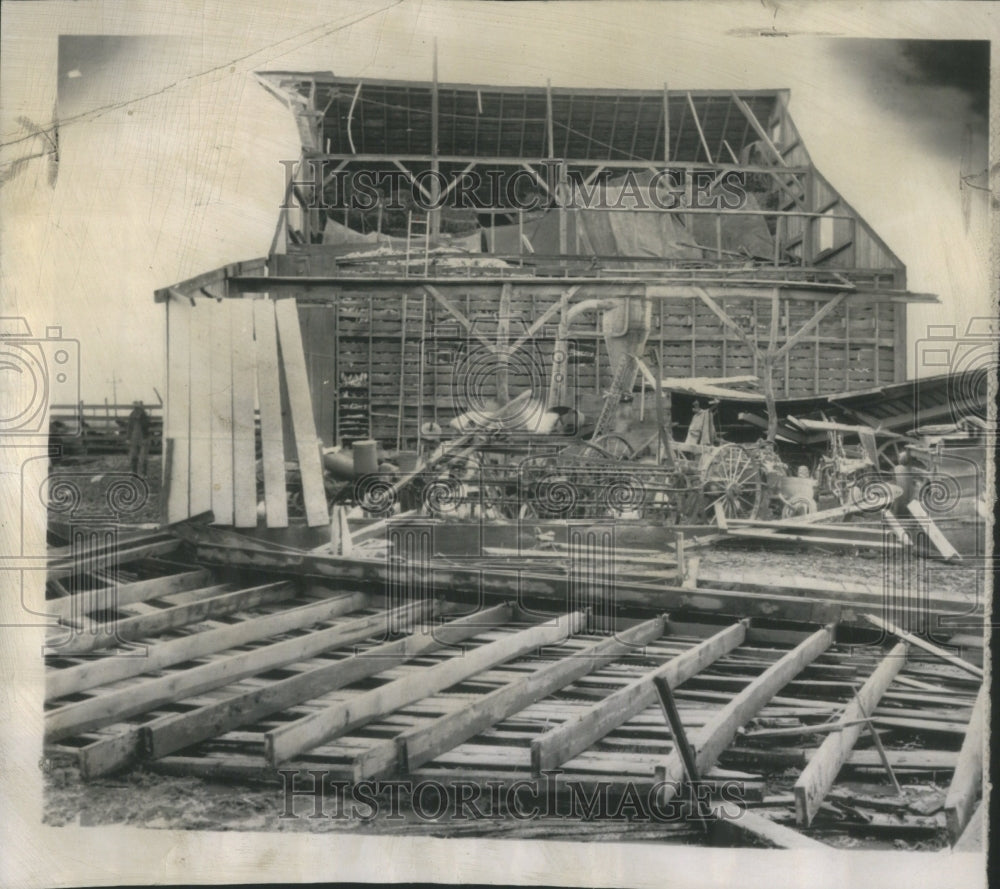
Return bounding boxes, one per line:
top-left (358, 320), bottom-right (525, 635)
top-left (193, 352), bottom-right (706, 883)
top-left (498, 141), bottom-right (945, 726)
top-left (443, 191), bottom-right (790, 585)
top-left (126, 400), bottom-right (151, 477)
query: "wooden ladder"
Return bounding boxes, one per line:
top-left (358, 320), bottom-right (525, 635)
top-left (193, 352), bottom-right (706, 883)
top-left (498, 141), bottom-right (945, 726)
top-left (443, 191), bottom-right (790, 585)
top-left (406, 211), bottom-right (431, 277)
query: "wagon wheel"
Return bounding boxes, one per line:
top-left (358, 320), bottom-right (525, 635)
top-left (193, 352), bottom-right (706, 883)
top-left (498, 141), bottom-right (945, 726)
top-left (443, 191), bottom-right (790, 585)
top-left (701, 443), bottom-right (762, 521)
top-left (876, 437), bottom-right (910, 472)
top-left (558, 440), bottom-right (620, 463)
top-left (590, 434), bottom-right (634, 461)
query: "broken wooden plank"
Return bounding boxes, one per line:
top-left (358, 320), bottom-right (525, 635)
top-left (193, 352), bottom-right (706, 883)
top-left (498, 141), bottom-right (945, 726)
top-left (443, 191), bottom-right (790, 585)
top-left (793, 640), bottom-right (908, 826)
top-left (252, 299), bottom-right (288, 528)
top-left (230, 299), bottom-right (258, 527)
top-left (142, 603), bottom-right (513, 764)
top-left (906, 500), bottom-right (961, 560)
top-left (46, 599), bottom-right (433, 742)
top-left (266, 612), bottom-right (588, 766)
top-left (709, 801), bottom-right (827, 849)
top-left (274, 298), bottom-right (328, 526)
top-left (53, 582), bottom-right (296, 655)
top-left (46, 592), bottom-right (369, 701)
top-left (862, 613), bottom-right (983, 679)
top-left (945, 684), bottom-right (985, 843)
top-left (656, 625), bottom-right (835, 807)
top-left (531, 620), bottom-right (747, 775)
top-left (358, 615), bottom-right (669, 781)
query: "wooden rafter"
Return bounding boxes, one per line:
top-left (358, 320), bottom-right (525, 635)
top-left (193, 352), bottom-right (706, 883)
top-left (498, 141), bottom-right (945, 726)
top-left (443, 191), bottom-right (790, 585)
top-left (686, 92), bottom-right (713, 164)
top-left (265, 611), bottom-right (588, 765)
top-left (530, 620), bottom-right (748, 774)
top-left (655, 624), bottom-right (835, 807)
top-left (793, 640), bottom-right (908, 826)
top-left (46, 599), bottom-right (438, 743)
top-left (353, 615), bottom-right (669, 782)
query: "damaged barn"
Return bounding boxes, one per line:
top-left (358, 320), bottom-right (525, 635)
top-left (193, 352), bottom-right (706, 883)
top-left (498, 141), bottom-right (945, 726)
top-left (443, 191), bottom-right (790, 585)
top-left (43, 73), bottom-right (988, 850)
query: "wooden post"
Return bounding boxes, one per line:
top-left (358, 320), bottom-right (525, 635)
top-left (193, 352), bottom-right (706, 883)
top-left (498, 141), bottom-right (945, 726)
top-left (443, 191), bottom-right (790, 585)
top-left (430, 38), bottom-right (440, 238)
top-left (662, 83), bottom-right (670, 163)
top-left (497, 283), bottom-right (511, 405)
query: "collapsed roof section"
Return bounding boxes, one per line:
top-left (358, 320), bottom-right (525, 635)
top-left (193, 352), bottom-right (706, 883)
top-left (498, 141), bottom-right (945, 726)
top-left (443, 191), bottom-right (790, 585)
top-left (256, 71), bottom-right (907, 285)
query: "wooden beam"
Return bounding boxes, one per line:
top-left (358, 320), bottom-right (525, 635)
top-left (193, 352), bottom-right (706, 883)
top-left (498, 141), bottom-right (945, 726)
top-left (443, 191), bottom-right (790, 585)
top-left (423, 284), bottom-right (495, 351)
top-left (45, 599), bottom-right (434, 742)
top-left (356, 615), bottom-right (668, 781)
top-left (952, 799), bottom-right (984, 851)
top-left (905, 500), bottom-right (962, 561)
top-left (496, 283), bottom-right (512, 404)
top-left (686, 92), bottom-right (713, 164)
top-left (772, 293), bottom-right (847, 361)
top-left (793, 641), bottom-right (908, 826)
top-left (662, 83), bottom-right (670, 163)
top-left (730, 92), bottom-right (787, 167)
top-left (945, 684), bottom-right (985, 843)
top-left (862, 613), bottom-right (982, 678)
top-left (53, 582), bottom-right (296, 656)
top-left (141, 603), bottom-right (514, 766)
top-left (511, 285), bottom-right (580, 353)
top-left (691, 286), bottom-right (758, 353)
top-left (655, 625), bottom-right (834, 807)
top-left (265, 611), bottom-right (588, 765)
top-left (531, 620), bottom-right (747, 774)
top-left (709, 801), bottom-right (827, 850)
top-left (46, 592), bottom-right (369, 701)
top-left (46, 537), bottom-right (180, 581)
top-left (44, 569), bottom-right (211, 621)
top-left (274, 299), bottom-right (328, 526)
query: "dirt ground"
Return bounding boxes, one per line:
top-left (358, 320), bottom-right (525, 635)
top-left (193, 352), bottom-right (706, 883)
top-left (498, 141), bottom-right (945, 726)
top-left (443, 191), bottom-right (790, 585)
top-left (48, 454), bottom-right (164, 527)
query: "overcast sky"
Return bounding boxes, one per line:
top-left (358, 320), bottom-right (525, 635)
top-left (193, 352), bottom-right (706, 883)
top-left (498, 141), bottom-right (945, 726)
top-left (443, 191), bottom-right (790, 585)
top-left (1, 1), bottom-right (995, 403)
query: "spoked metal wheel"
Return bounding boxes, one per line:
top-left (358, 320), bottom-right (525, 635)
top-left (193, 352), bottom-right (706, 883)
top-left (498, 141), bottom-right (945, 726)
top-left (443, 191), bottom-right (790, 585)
top-left (701, 443), bottom-right (762, 521)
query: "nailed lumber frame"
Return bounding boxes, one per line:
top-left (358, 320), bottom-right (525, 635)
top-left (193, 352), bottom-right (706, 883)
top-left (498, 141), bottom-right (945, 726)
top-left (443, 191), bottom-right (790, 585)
top-left (141, 602), bottom-right (513, 765)
top-left (44, 569), bottom-right (212, 622)
top-left (52, 582), bottom-right (296, 655)
top-left (355, 615), bottom-right (668, 782)
top-left (46, 599), bottom-right (436, 742)
top-left (531, 619), bottom-right (748, 774)
top-left (47, 592), bottom-right (370, 702)
top-left (655, 624), bottom-right (835, 807)
top-left (793, 640), bottom-right (908, 826)
top-left (265, 611), bottom-right (588, 765)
